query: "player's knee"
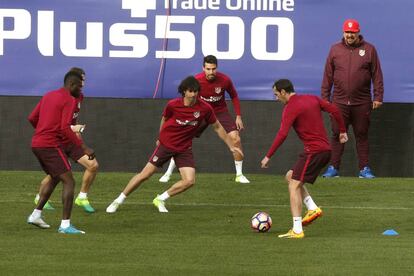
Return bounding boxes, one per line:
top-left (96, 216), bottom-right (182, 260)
top-left (85, 159), bottom-right (99, 172)
top-left (232, 135), bottom-right (241, 146)
top-left (90, 160), bottom-right (99, 172)
top-left (62, 178), bottom-right (75, 189)
top-left (183, 178), bottom-right (195, 188)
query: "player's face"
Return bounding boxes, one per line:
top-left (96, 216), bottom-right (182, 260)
top-left (343, 31), bottom-right (359, 46)
top-left (273, 88), bottom-right (287, 104)
top-left (203, 63), bottom-right (217, 81)
top-left (69, 79), bottom-right (83, 98)
top-left (183, 89), bottom-right (199, 104)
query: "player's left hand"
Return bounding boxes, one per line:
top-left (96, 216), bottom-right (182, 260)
top-left (372, 101), bottom-right (383, 109)
top-left (261, 156), bottom-right (270, 168)
top-left (235, 116), bottom-right (244, 131)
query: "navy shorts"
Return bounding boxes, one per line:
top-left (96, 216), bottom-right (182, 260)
top-left (32, 147), bottom-right (71, 177)
top-left (149, 144), bottom-right (195, 168)
top-left (291, 151), bottom-right (331, 184)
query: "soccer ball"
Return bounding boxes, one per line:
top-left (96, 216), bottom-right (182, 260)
top-left (251, 211), bottom-right (272, 232)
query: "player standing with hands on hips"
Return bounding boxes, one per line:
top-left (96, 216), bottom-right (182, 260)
top-left (321, 19), bottom-right (384, 179)
top-left (261, 79), bottom-right (348, 239)
top-left (159, 55), bottom-right (250, 184)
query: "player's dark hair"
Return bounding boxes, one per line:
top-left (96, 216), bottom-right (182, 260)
top-left (178, 76), bottom-right (200, 96)
top-left (69, 67), bottom-right (85, 76)
top-left (203, 55), bottom-right (218, 66)
top-left (273, 79), bottom-right (294, 93)
top-left (64, 71), bottom-right (82, 85)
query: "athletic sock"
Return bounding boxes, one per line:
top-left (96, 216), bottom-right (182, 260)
top-left (235, 160), bottom-right (243, 176)
top-left (157, 191), bottom-right (170, 201)
top-left (293, 217), bottom-right (303, 234)
top-left (31, 209), bottom-right (42, 219)
top-left (165, 159), bottom-right (176, 175)
top-left (116, 193), bottom-right (127, 204)
top-left (60, 219), bottom-right (70, 228)
top-left (303, 195), bottom-right (318, 210)
top-left (78, 192), bottom-right (88, 199)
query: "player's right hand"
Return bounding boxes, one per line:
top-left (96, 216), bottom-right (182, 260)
top-left (339, 132), bottom-right (348, 144)
top-left (261, 156), bottom-right (270, 168)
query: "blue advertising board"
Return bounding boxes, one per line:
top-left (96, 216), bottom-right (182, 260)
top-left (0, 0), bottom-right (413, 102)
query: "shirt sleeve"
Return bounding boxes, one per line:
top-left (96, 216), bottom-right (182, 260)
top-left (205, 105), bottom-right (217, 125)
top-left (61, 98), bottom-right (82, 146)
top-left (231, 96), bottom-right (241, 116)
top-left (226, 79), bottom-right (241, 115)
top-left (318, 98), bottom-right (346, 133)
top-left (265, 107), bottom-right (295, 158)
top-left (162, 102), bottom-right (173, 119)
top-left (321, 47), bottom-right (335, 101)
top-left (28, 101), bottom-right (41, 128)
top-left (370, 46), bottom-right (384, 102)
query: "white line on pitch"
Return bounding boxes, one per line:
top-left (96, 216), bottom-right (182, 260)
top-left (9, 200), bottom-right (411, 210)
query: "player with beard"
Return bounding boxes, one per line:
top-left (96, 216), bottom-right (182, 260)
top-left (159, 55), bottom-right (250, 184)
top-left (321, 19), bottom-right (384, 178)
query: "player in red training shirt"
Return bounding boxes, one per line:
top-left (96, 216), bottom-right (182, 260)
top-left (106, 76), bottom-right (240, 214)
top-left (27, 71), bottom-right (95, 234)
top-left (33, 67), bottom-right (99, 213)
top-left (159, 55), bottom-right (250, 184)
top-left (261, 79), bottom-right (348, 239)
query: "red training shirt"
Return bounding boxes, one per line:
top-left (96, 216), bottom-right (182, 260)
top-left (266, 94), bottom-right (346, 158)
top-left (195, 71), bottom-right (241, 115)
top-left (28, 87), bottom-right (82, 148)
top-left (159, 98), bottom-right (217, 152)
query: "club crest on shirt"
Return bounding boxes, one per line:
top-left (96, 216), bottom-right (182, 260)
top-left (152, 155), bottom-right (158, 162)
top-left (193, 111), bottom-right (200, 118)
top-left (359, 49), bottom-right (365, 56)
top-left (215, 87), bottom-right (222, 94)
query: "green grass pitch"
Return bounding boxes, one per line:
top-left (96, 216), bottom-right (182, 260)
top-left (1, 171), bottom-right (413, 275)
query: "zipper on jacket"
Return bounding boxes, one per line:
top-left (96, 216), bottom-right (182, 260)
top-left (347, 49), bottom-right (353, 105)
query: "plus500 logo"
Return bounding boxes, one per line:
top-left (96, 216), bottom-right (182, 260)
top-left (0, 8), bottom-right (294, 60)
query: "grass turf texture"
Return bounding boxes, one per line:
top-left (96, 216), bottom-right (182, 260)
top-left (1, 171), bottom-right (413, 275)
